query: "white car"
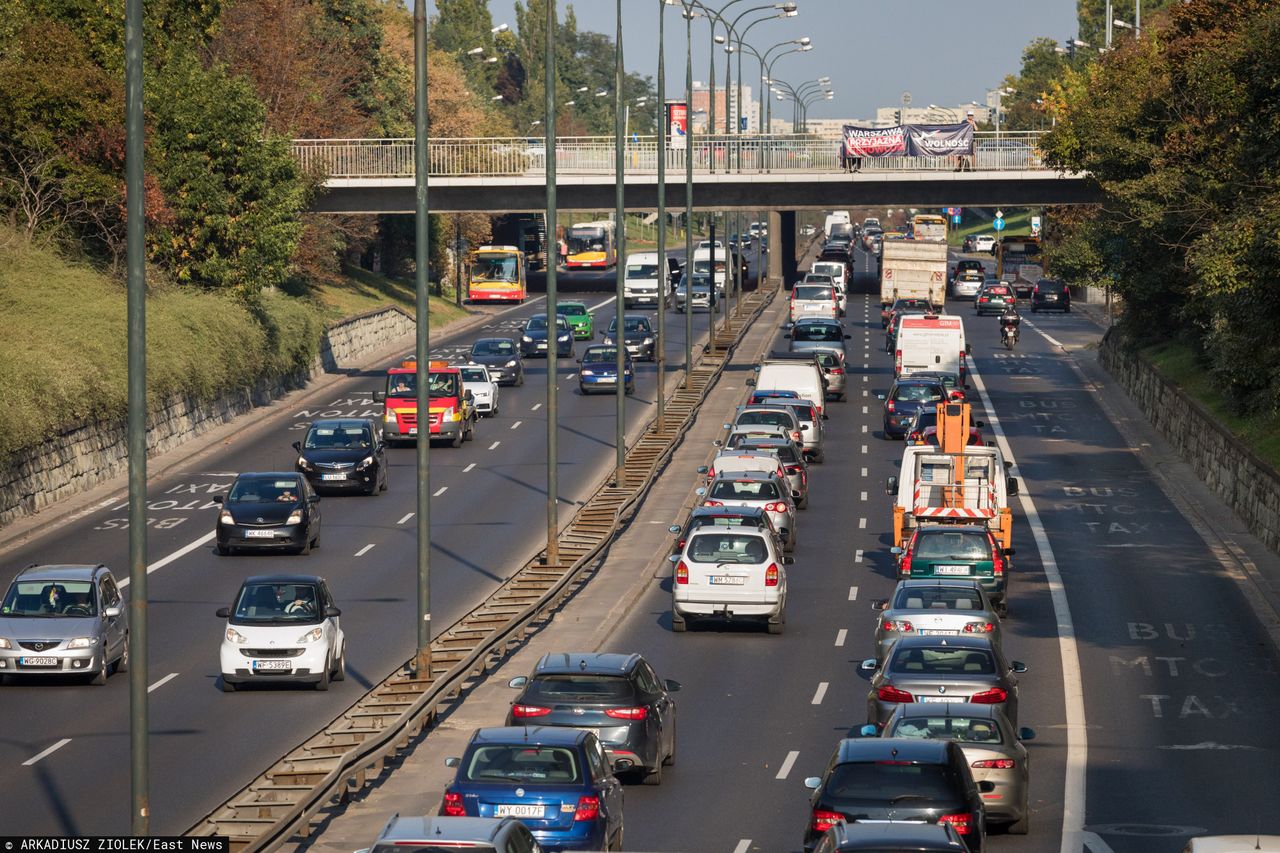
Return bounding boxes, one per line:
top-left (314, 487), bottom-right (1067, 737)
top-left (670, 527), bottom-right (790, 634)
top-left (218, 575), bottom-right (346, 692)
top-left (973, 234), bottom-right (997, 253)
top-left (697, 240), bottom-right (725, 250)
top-left (459, 363), bottom-right (500, 417)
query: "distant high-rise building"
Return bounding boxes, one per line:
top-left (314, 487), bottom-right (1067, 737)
top-left (691, 82), bottom-right (755, 133)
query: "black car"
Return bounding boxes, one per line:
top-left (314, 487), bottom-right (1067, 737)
top-left (520, 314), bottom-right (574, 358)
top-left (882, 296), bottom-right (936, 329)
top-left (669, 504), bottom-right (781, 554)
top-left (505, 652), bottom-right (680, 784)
top-left (1030, 278), bottom-right (1071, 312)
top-left (293, 418), bottom-right (386, 495)
top-left (813, 822), bottom-right (967, 853)
top-left (469, 338), bottom-right (525, 386)
top-left (603, 314), bottom-right (656, 361)
top-left (803, 738), bottom-right (991, 852)
top-left (213, 472), bottom-right (321, 555)
top-left (882, 377), bottom-right (946, 439)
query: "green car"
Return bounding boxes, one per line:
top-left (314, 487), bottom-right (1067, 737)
top-left (557, 302), bottom-right (593, 340)
top-left (892, 524), bottom-right (1012, 612)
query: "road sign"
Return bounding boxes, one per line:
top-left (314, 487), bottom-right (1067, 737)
top-left (995, 209), bottom-right (1003, 219)
top-left (993, 217), bottom-right (1005, 231)
top-left (1030, 215), bottom-right (1042, 236)
top-left (952, 215), bottom-right (962, 224)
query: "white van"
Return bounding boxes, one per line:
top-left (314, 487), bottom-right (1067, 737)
top-left (810, 260), bottom-right (848, 293)
top-left (623, 251), bottom-right (665, 308)
top-left (751, 358), bottom-right (827, 418)
top-left (895, 314), bottom-right (968, 380)
top-left (692, 247), bottom-right (728, 293)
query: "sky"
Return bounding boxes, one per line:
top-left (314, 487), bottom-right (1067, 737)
top-left (422, 1), bottom-right (1080, 121)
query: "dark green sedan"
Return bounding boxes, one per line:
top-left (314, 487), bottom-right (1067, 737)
top-left (557, 301), bottom-right (594, 340)
top-left (892, 524), bottom-right (1013, 612)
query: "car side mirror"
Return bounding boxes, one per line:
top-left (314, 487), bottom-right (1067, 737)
top-left (712, 439), bottom-right (723, 447)
top-left (745, 378), bottom-right (755, 387)
top-left (978, 780), bottom-right (996, 793)
top-left (104, 606), bottom-right (121, 618)
top-left (373, 391), bottom-right (386, 403)
top-left (889, 546), bottom-right (903, 556)
top-left (669, 524), bottom-right (682, 534)
top-left (886, 476), bottom-right (898, 495)
top-left (803, 776), bottom-right (822, 790)
top-left (696, 466), bottom-right (708, 474)
top-left (212, 495), bottom-right (224, 504)
top-left (1018, 727), bottom-right (1037, 741)
top-left (859, 724), bottom-right (878, 738)
top-left (665, 679), bottom-right (683, 692)
top-left (722, 423), bottom-right (732, 430)
top-left (668, 554), bottom-right (680, 564)
top-left (325, 606), bottom-right (342, 618)
top-left (292, 441), bottom-right (302, 453)
top-left (791, 490), bottom-right (802, 499)
top-left (859, 658), bottom-right (879, 672)
top-left (216, 607), bottom-right (231, 619)
top-left (783, 555), bottom-right (796, 565)
top-left (695, 487), bottom-right (706, 497)
top-left (464, 390), bottom-right (474, 401)
top-left (508, 675), bottom-right (528, 689)
top-left (445, 757), bottom-right (460, 768)
top-left (1003, 548), bottom-right (1017, 557)
top-left (871, 599), bottom-right (889, 612)
top-left (1007, 477), bottom-right (1020, 496)
top-left (1011, 661), bottom-right (1028, 674)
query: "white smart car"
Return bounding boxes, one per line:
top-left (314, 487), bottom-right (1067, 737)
top-left (459, 363), bottom-right (500, 417)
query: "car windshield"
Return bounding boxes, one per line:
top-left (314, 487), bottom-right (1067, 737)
top-left (583, 347), bottom-right (621, 363)
top-left (812, 264), bottom-right (842, 277)
top-left (525, 674), bottom-right (634, 701)
top-left (892, 585), bottom-right (986, 612)
top-left (793, 324), bottom-right (843, 342)
top-left (227, 477), bottom-right (302, 504)
top-left (726, 429), bottom-right (781, 448)
top-left (737, 411), bottom-right (792, 428)
top-left (472, 340), bottom-right (515, 357)
top-left (526, 316), bottom-right (549, 331)
top-left (429, 372), bottom-right (461, 398)
top-left (612, 317), bottom-right (650, 333)
top-left (1037, 281), bottom-right (1065, 293)
top-left (804, 274), bottom-right (833, 284)
top-left (386, 373), bottom-right (417, 398)
top-left (462, 745), bottom-right (581, 784)
top-left (691, 514), bottom-right (762, 532)
top-left (1, 579), bottom-right (97, 617)
top-left (232, 582), bottom-right (321, 623)
top-left (794, 285), bottom-right (833, 301)
top-left (708, 480), bottom-right (780, 501)
top-left (557, 303), bottom-right (587, 317)
top-left (304, 425), bottom-right (372, 450)
top-left (459, 367), bottom-right (488, 382)
top-left (914, 531), bottom-right (992, 560)
top-left (626, 263), bottom-right (658, 278)
top-left (824, 761), bottom-right (961, 805)
top-left (893, 384), bottom-right (945, 403)
top-left (891, 716), bottom-right (1005, 745)
top-left (890, 646), bottom-right (996, 675)
top-left (687, 532), bottom-right (770, 564)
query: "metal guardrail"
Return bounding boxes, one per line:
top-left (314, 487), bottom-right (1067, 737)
top-left (292, 131), bottom-right (1050, 179)
top-left (187, 285), bottom-right (779, 851)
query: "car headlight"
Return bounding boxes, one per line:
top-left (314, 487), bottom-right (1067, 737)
top-left (603, 336), bottom-right (615, 345)
top-left (286, 510), bottom-right (304, 525)
top-left (0, 637), bottom-right (12, 649)
top-left (297, 455), bottom-right (312, 470)
top-left (67, 637), bottom-right (98, 649)
top-left (580, 369), bottom-right (594, 377)
top-left (643, 337), bottom-right (653, 345)
top-left (225, 627), bottom-right (247, 644)
top-left (521, 335), bottom-right (533, 343)
top-left (357, 455), bottom-right (374, 469)
top-left (383, 410), bottom-right (397, 423)
top-left (219, 510), bottom-right (235, 525)
top-left (444, 407), bottom-right (461, 422)
top-left (296, 627), bottom-right (324, 644)
top-left (558, 334), bottom-right (570, 342)
top-left (505, 359), bottom-right (518, 367)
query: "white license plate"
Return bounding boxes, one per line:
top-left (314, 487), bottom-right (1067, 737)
top-left (252, 659), bottom-right (291, 671)
top-left (919, 695), bottom-right (966, 703)
top-left (709, 575), bottom-right (747, 585)
top-left (321, 473), bottom-right (347, 481)
top-left (408, 427), bottom-right (418, 435)
top-left (244, 529), bottom-right (277, 538)
top-left (537, 342), bottom-right (548, 348)
top-left (494, 804), bottom-right (544, 818)
top-left (933, 565), bottom-right (971, 576)
top-left (918, 629), bottom-right (959, 636)
top-left (19, 656), bottom-right (59, 667)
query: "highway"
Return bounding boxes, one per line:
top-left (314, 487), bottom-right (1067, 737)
top-left (0, 262), bottom-right (752, 836)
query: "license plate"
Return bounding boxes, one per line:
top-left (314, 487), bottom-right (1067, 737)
top-left (245, 529), bottom-right (277, 538)
top-left (19, 656), bottom-right (58, 667)
top-left (494, 804), bottom-right (544, 818)
top-left (918, 629), bottom-right (959, 636)
top-left (537, 342), bottom-right (548, 349)
top-left (597, 376), bottom-right (616, 383)
top-left (709, 575), bottom-right (746, 585)
top-left (408, 427), bottom-right (418, 435)
top-left (252, 659), bottom-right (291, 671)
top-left (1044, 295), bottom-right (1057, 301)
top-left (933, 565), bottom-right (971, 576)
top-left (321, 473), bottom-right (347, 481)
top-left (920, 695), bottom-right (965, 703)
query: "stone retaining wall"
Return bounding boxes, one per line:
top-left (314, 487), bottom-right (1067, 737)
top-left (1099, 329), bottom-right (1280, 554)
top-left (0, 306), bottom-right (417, 528)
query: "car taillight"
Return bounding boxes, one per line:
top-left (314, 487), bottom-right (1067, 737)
top-left (704, 499), bottom-right (724, 507)
top-left (964, 621), bottom-right (996, 634)
top-left (882, 619), bottom-right (914, 633)
top-left (1033, 285), bottom-right (1040, 295)
top-left (763, 502), bottom-right (786, 512)
top-left (877, 685), bottom-right (914, 703)
top-left (605, 707), bottom-right (648, 720)
top-left (811, 809), bottom-right (844, 834)
top-left (971, 687), bottom-right (1009, 704)
top-left (972, 758), bottom-right (1015, 769)
top-left (785, 465), bottom-right (802, 474)
top-left (441, 791), bottom-right (465, 816)
top-left (675, 561), bottom-right (689, 584)
top-left (765, 563), bottom-right (780, 586)
top-left (886, 400), bottom-right (896, 412)
top-left (707, 467), bottom-right (716, 478)
top-left (511, 704), bottom-right (552, 718)
top-left (938, 812), bottom-right (972, 835)
top-left (900, 550), bottom-right (913, 577)
top-left (790, 430), bottom-right (802, 443)
top-left (992, 545), bottom-right (1005, 576)
top-left (574, 795), bottom-right (600, 822)
top-left (829, 367), bottom-right (844, 374)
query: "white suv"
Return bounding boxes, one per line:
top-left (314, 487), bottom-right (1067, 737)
top-left (670, 527), bottom-right (790, 634)
top-left (218, 575), bottom-right (346, 692)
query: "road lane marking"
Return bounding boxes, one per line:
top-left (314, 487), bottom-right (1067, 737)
top-left (463, 463), bottom-right (476, 473)
top-left (531, 403), bottom-right (542, 411)
top-left (355, 544), bottom-right (375, 557)
top-left (510, 421), bottom-right (522, 430)
top-left (861, 424), bottom-right (867, 433)
top-left (862, 406), bottom-right (868, 414)
top-left (835, 629), bottom-right (847, 647)
top-left (811, 682), bottom-right (829, 705)
top-left (860, 491), bottom-right (867, 501)
top-left (733, 841), bottom-right (751, 853)
top-left (775, 750), bottom-right (799, 780)
top-left (22, 739), bottom-right (71, 767)
top-left (854, 549), bottom-right (864, 563)
top-left (848, 585), bottom-right (859, 600)
top-left (117, 531), bottom-right (217, 590)
top-left (861, 444), bottom-right (868, 454)
top-left (433, 486), bottom-right (448, 497)
top-left (588, 295), bottom-right (618, 312)
top-left (858, 517), bottom-right (867, 529)
top-left (489, 441), bottom-right (501, 450)
top-left (397, 513), bottom-right (414, 524)
top-left (148, 673), bottom-right (179, 693)
top-left (861, 467), bottom-right (868, 477)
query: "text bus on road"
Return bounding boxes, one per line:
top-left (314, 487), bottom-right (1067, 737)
top-left (565, 220), bottom-right (617, 270)
top-left (910, 214), bottom-right (948, 243)
top-left (467, 245), bottom-right (526, 303)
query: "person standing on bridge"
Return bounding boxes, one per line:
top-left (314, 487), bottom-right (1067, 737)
top-left (957, 110), bottom-right (978, 172)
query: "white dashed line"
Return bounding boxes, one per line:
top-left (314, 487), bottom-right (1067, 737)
top-left (463, 463), bottom-right (476, 473)
top-left (861, 424), bottom-right (868, 433)
top-left (860, 491), bottom-right (867, 502)
top-left (22, 739), bottom-right (71, 767)
top-left (355, 544), bottom-right (375, 557)
top-left (397, 513), bottom-right (414, 525)
top-left (854, 549), bottom-right (864, 563)
top-left (858, 517), bottom-right (867, 529)
top-left (848, 585), bottom-right (859, 601)
top-left (733, 841), bottom-right (751, 853)
top-left (433, 486), bottom-right (448, 497)
top-left (489, 441), bottom-right (502, 450)
top-left (862, 375), bottom-right (868, 382)
top-left (862, 406), bottom-right (868, 414)
top-left (148, 672), bottom-right (179, 693)
top-left (510, 421), bottom-right (523, 430)
top-left (861, 467), bottom-right (868, 477)
top-left (811, 682), bottom-right (829, 705)
top-left (775, 750), bottom-right (800, 780)
top-left (835, 629), bottom-right (848, 647)
top-left (117, 531), bottom-right (217, 590)
top-left (531, 403), bottom-right (542, 411)
top-left (861, 444), bottom-right (868, 454)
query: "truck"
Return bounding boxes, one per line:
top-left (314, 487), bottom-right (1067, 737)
top-left (879, 239), bottom-right (948, 314)
top-left (894, 314), bottom-right (968, 381)
top-left (823, 211), bottom-right (851, 236)
top-left (885, 402), bottom-right (1018, 552)
top-left (372, 359), bottom-right (477, 448)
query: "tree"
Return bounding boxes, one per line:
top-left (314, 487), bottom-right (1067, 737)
top-left (431, 0), bottom-right (501, 95)
top-left (998, 38), bottom-right (1072, 131)
top-left (1077, 0), bottom-right (1177, 48)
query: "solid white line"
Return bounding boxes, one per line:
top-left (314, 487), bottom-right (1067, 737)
top-left (22, 739), bottom-right (71, 767)
top-left (489, 441), bottom-right (502, 450)
top-left (967, 359), bottom-right (1087, 853)
top-left (811, 682), bottom-right (829, 705)
top-left (848, 585), bottom-right (859, 600)
top-left (117, 531), bottom-right (217, 590)
top-left (858, 517), bottom-right (867, 529)
top-left (463, 463), bottom-right (476, 473)
top-left (775, 750), bottom-right (799, 780)
top-left (835, 628), bottom-right (848, 647)
top-left (510, 421), bottom-right (522, 430)
top-left (397, 512), bottom-right (414, 525)
top-left (531, 403), bottom-right (542, 411)
top-left (588, 295), bottom-right (618, 312)
top-left (433, 486), bottom-right (448, 497)
top-left (355, 544), bottom-right (375, 557)
top-left (148, 672), bottom-right (179, 693)
top-left (732, 841), bottom-right (751, 853)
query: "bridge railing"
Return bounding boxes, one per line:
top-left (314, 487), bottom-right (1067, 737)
top-left (291, 131), bottom-right (1048, 180)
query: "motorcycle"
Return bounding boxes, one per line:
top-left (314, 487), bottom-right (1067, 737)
top-left (1000, 315), bottom-right (1020, 350)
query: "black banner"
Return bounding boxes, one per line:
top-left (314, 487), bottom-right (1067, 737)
top-left (842, 122), bottom-right (974, 159)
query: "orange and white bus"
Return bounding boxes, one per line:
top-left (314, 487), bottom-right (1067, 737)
top-left (466, 245), bottom-right (526, 303)
top-left (911, 214), bottom-right (948, 243)
top-left (564, 220), bottom-right (617, 269)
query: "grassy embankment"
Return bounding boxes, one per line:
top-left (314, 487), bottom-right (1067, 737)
top-left (948, 209), bottom-right (1035, 247)
top-left (0, 234), bottom-right (466, 462)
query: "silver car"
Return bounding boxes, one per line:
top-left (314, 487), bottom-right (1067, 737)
top-left (862, 635), bottom-right (1025, 729)
top-left (789, 283), bottom-right (840, 324)
top-left (727, 404), bottom-right (804, 447)
top-left (807, 348), bottom-right (848, 401)
top-left (756, 396), bottom-right (826, 462)
top-left (697, 471), bottom-right (799, 552)
top-left (788, 318), bottom-right (849, 356)
top-left (732, 436), bottom-right (809, 510)
top-left (719, 425), bottom-right (790, 450)
top-left (674, 272), bottom-right (714, 312)
top-left (871, 579), bottom-right (1003, 664)
top-left (874, 702), bottom-right (1035, 834)
top-left (0, 564), bottom-right (129, 685)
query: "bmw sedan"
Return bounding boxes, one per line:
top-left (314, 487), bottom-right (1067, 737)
top-left (214, 472), bottom-right (321, 555)
top-left (872, 579), bottom-right (1003, 664)
top-left (293, 418), bottom-right (386, 495)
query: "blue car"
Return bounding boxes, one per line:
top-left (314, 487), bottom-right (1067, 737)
top-left (520, 313), bottom-right (575, 358)
top-left (441, 727), bottom-right (624, 851)
top-left (881, 377), bottom-right (947, 440)
top-left (578, 344), bottom-right (635, 395)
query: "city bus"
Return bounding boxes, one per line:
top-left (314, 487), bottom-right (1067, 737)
top-left (466, 245), bottom-right (527, 303)
top-left (995, 235), bottom-right (1044, 285)
top-left (564, 220), bottom-right (617, 269)
top-left (911, 214), bottom-right (948, 243)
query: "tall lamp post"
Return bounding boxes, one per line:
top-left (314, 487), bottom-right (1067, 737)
top-left (544, 0), bottom-right (560, 565)
top-left (656, 0), bottom-right (668, 428)
top-left (664, 0), bottom-right (700, 384)
top-left (613, 0), bottom-right (626, 484)
top-left (411, 0), bottom-right (433, 677)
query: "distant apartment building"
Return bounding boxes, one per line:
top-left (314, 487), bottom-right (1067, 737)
top-left (691, 82), bottom-right (756, 132)
top-left (873, 103), bottom-right (992, 126)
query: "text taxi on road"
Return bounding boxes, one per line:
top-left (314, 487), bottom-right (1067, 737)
top-left (373, 359), bottom-right (477, 448)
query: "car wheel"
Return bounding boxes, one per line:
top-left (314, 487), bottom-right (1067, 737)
top-left (314, 661), bottom-right (330, 691)
top-left (216, 542), bottom-right (230, 556)
top-left (220, 677), bottom-right (237, 693)
top-left (671, 612), bottom-right (687, 633)
top-left (380, 471), bottom-right (389, 492)
top-left (332, 645), bottom-right (346, 682)
top-left (115, 634), bottom-right (129, 674)
top-left (766, 617), bottom-right (785, 635)
top-left (813, 448), bottom-right (826, 464)
top-left (1007, 813), bottom-right (1030, 835)
top-left (451, 429), bottom-right (463, 448)
top-left (90, 656), bottom-right (108, 685)
top-left (641, 761), bottom-right (663, 786)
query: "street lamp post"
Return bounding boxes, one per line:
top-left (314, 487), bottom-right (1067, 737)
top-left (613, 0), bottom-right (626, 484)
top-left (656, 0), bottom-right (667, 428)
top-left (411, 0), bottom-right (432, 679)
top-left (544, 0), bottom-right (560, 566)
